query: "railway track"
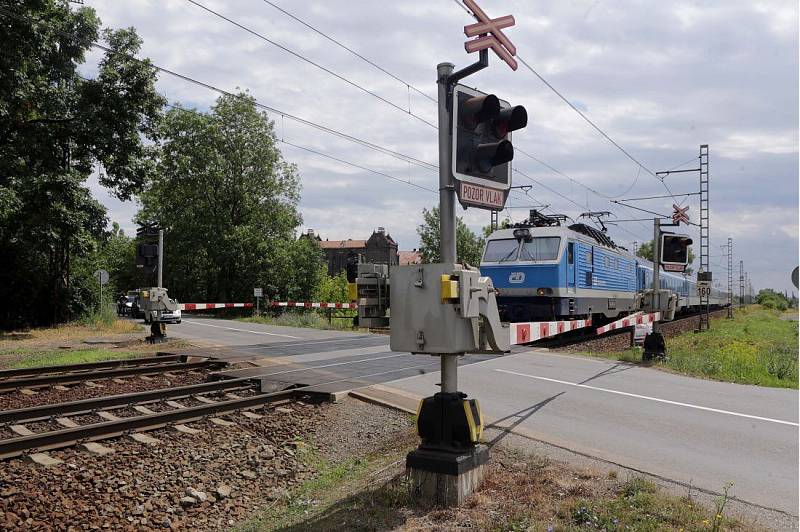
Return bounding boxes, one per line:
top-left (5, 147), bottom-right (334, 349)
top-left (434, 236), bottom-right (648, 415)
top-left (0, 377), bottom-right (325, 459)
top-left (0, 355), bottom-right (228, 393)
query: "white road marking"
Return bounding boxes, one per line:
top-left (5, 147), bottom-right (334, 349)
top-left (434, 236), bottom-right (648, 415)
top-left (181, 320), bottom-right (301, 339)
top-left (496, 369), bottom-right (799, 427)
top-left (244, 336), bottom-right (380, 350)
top-left (258, 352), bottom-right (409, 376)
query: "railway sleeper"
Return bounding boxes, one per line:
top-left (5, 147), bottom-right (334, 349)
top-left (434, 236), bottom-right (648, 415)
top-left (0, 389), bottom-right (329, 460)
top-left (0, 358), bottom-right (228, 393)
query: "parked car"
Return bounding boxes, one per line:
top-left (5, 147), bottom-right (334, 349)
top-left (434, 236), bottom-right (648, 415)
top-left (117, 294), bottom-right (138, 317)
top-left (131, 296), bottom-right (145, 319)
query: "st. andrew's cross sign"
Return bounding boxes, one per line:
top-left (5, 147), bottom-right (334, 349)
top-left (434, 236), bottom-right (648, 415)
top-left (462, 0), bottom-right (518, 70)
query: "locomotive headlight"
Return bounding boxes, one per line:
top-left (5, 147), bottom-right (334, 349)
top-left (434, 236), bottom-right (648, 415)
top-left (536, 288), bottom-right (553, 296)
top-left (537, 288), bottom-right (546, 295)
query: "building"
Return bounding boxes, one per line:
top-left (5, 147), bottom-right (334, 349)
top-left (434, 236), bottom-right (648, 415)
top-left (305, 227), bottom-right (400, 276)
top-left (398, 250), bottom-right (422, 265)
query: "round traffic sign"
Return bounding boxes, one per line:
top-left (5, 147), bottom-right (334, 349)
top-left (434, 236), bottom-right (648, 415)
top-left (792, 267), bottom-right (798, 289)
top-left (94, 269), bottom-right (109, 285)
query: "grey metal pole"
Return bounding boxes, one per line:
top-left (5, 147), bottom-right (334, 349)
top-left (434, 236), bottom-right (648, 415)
top-left (437, 62), bottom-right (458, 394)
top-left (652, 218), bottom-right (660, 334)
top-left (158, 229), bottom-right (164, 289)
top-left (438, 62), bottom-right (456, 265)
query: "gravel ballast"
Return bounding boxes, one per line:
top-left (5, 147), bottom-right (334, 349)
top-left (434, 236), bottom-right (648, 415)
top-left (0, 395), bottom-right (413, 530)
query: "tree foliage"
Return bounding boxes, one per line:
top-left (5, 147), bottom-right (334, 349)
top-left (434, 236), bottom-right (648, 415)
top-left (0, 1), bottom-right (163, 328)
top-left (756, 289), bottom-right (791, 311)
top-left (137, 93), bottom-right (320, 303)
top-left (417, 207), bottom-right (485, 266)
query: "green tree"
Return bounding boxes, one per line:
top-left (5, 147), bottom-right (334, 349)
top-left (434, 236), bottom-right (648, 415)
top-left (0, 1), bottom-right (163, 328)
top-left (138, 93), bottom-right (318, 303)
top-left (417, 207), bottom-right (485, 266)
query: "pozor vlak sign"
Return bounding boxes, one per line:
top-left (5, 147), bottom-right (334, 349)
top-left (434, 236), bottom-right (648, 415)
top-left (451, 84), bottom-right (527, 211)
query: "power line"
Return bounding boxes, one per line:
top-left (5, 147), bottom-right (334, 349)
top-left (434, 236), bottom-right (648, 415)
top-left (174, 1), bottom-right (658, 234)
top-left (0, 7), bottom-right (442, 177)
top-left (281, 140), bottom-right (437, 194)
top-left (259, 0), bottom-right (436, 103)
top-left (512, 168), bottom-right (645, 242)
top-left (184, 0), bottom-right (438, 129)
top-left (451, 0), bottom-right (677, 203)
top-left (157, 102), bottom-right (438, 194)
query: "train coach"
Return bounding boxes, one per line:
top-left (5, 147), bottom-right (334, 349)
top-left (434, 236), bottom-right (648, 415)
top-left (480, 221), bottom-right (728, 323)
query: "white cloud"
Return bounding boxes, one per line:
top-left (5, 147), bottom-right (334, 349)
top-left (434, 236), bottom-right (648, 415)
top-left (80, 0), bottom-right (798, 292)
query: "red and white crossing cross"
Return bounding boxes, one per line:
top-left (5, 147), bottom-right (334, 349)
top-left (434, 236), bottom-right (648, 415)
top-left (462, 0), bottom-right (518, 71)
top-left (672, 204), bottom-right (690, 225)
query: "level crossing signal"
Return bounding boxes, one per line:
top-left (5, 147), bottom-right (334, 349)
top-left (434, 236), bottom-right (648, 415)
top-left (451, 84), bottom-right (527, 210)
top-left (660, 233), bottom-right (692, 272)
top-left (136, 243), bottom-right (159, 273)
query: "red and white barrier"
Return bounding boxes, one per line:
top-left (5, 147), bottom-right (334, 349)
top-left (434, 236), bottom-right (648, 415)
top-left (510, 318), bottom-right (592, 345)
top-left (179, 303), bottom-right (254, 311)
top-left (270, 301), bottom-right (358, 309)
top-left (595, 312), bottom-right (661, 335)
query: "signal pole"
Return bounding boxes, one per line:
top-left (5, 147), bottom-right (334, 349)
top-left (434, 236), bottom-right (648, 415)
top-left (157, 229), bottom-right (164, 289)
top-left (739, 260), bottom-right (745, 308)
top-left (437, 61), bottom-right (458, 394)
top-left (643, 218), bottom-right (665, 360)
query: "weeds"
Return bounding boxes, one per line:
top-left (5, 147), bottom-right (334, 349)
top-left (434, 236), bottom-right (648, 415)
top-left (712, 482), bottom-right (734, 532)
top-left (0, 348), bottom-right (140, 369)
top-left (239, 310), bottom-right (359, 331)
top-left (606, 307), bottom-right (798, 388)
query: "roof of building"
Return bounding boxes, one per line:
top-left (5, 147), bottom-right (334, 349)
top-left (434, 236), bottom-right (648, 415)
top-left (398, 250), bottom-right (422, 265)
top-left (319, 239), bottom-right (367, 250)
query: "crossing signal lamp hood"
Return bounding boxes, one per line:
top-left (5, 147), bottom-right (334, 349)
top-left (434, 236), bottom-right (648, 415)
top-left (452, 84), bottom-right (528, 188)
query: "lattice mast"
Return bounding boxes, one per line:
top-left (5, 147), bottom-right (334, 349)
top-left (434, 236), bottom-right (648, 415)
top-left (698, 144), bottom-right (710, 331)
top-left (726, 237), bottom-right (733, 318)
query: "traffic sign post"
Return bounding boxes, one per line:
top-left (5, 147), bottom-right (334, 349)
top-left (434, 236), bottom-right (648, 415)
top-left (94, 269), bottom-right (109, 314)
top-left (254, 287), bottom-right (263, 315)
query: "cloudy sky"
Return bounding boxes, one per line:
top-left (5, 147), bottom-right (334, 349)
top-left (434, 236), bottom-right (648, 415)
top-left (80, 0), bottom-right (798, 293)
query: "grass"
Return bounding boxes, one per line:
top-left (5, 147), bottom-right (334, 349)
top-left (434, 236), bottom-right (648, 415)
top-left (238, 310), bottom-right (361, 332)
top-left (600, 307), bottom-right (798, 388)
top-left (239, 439), bottom-right (747, 531)
top-left (237, 440), bottom-right (394, 531)
top-left (0, 348), bottom-right (141, 369)
top-left (0, 316), bottom-right (142, 350)
top-left (0, 312), bottom-right (183, 370)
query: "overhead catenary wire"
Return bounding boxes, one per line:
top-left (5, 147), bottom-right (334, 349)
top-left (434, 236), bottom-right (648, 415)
top-left (0, 7), bottom-right (442, 177)
top-left (155, 102), bottom-right (438, 195)
top-left (146, 2), bottom-right (661, 237)
top-left (185, 0), bottom-right (438, 129)
top-left (450, 0), bottom-right (679, 204)
top-left (259, 0), bottom-right (436, 103)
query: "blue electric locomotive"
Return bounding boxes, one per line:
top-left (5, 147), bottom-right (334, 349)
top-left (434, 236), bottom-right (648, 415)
top-left (480, 219), bottom-right (727, 322)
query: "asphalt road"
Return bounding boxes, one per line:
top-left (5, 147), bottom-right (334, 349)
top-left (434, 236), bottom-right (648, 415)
top-left (172, 317), bottom-right (497, 392)
top-left (390, 350), bottom-right (799, 516)
top-left (171, 317), bottom-right (799, 516)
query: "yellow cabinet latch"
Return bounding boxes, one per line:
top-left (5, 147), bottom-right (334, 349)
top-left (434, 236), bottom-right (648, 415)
top-left (440, 274), bottom-right (459, 303)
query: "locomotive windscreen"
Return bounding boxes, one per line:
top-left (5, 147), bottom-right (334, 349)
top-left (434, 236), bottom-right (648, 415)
top-left (519, 237), bottom-right (561, 261)
top-left (483, 239), bottom-right (519, 262)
